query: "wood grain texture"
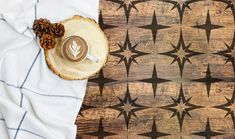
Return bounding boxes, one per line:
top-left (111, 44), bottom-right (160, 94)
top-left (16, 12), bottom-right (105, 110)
top-left (76, 0), bottom-right (235, 138)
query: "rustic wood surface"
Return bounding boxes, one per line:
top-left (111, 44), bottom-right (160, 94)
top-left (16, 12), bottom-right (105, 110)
top-left (76, 0), bottom-right (235, 138)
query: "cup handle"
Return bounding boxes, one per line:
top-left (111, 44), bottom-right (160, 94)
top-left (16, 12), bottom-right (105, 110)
top-left (86, 54), bottom-right (99, 63)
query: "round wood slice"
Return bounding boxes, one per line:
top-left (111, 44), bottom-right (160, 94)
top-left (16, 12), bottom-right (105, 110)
top-left (45, 15), bottom-right (109, 80)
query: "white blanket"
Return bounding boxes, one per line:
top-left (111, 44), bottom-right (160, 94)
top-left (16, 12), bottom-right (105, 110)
top-left (0, 0), bottom-right (99, 138)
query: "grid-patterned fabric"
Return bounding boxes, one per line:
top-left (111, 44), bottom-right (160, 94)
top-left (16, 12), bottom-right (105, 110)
top-left (0, 0), bottom-right (99, 138)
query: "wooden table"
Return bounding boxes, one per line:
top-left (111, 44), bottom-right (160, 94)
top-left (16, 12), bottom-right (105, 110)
top-left (76, 0), bottom-right (235, 138)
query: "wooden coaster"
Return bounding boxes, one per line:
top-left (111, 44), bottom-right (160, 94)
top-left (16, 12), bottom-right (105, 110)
top-left (45, 15), bottom-right (109, 80)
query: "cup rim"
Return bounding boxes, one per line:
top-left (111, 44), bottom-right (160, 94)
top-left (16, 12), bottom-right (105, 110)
top-left (61, 35), bottom-right (89, 62)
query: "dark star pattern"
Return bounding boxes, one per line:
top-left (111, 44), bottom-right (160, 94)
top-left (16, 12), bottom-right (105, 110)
top-left (78, 0), bottom-right (235, 138)
top-left (214, 31), bottom-right (235, 64)
top-left (138, 117), bottom-right (170, 139)
top-left (139, 11), bottom-right (170, 44)
top-left (214, 31), bottom-right (235, 75)
top-left (108, 85), bottom-right (148, 129)
top-left (192, 10), bottom-right (224, 43)
top-left (159, 31), bottom-right (203, 77)
top-left (160, 84), bottom-right (203, 131)
top-left (213, 86), bottom-right (235, 130)
top-left (99, 11), bottom-right (117, 30)
top-left (85, 118), bottom-right (117, 139)
top-left (139, 64), bottom-right (171, 97)
top-left (106, 0), bottom-right (150, 23)
top-left (192, 118), bottom-right (224, 139)
top-left (89, 69), bottom-right (117, 96)
top-left (191, 64), bottom-right (224, 97)
top-left (79, 104), bottom-right (96, 117)
top-left (160, 0), bottom-right (204, 24)
top-left (110, 31), bottom-right (149, 76)
top-left (213, 0), bottom-right (235, 22)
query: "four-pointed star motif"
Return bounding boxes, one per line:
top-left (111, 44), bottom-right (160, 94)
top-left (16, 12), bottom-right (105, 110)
top-left (192, 64), bottom-right (224, 97)
top-left (192, 118), bottom-right (224, 139)
top-left (85, 118), bottom-right (117, 139)
top-left (107, 0), bottom-right (149, 22)
top-left (213, 87), bottom-right (235, 130)
top-left (159, 31), bottom-right (203, 77)
top-left (108, 85), bottom-right (148, 128)
top-left (110, 31), bottom-right (149, 76)
top-left (89, 69), bottom-right (117, 96)
top-left (139, 64), bottom-right (171, 97)
top-left (138, 117), bottom-right (170, 139)
top-left (139, 11), bottom-right (170, 44)
top-left (192, 10), bottom-right (224, 43)
top-left (160, 84), bottom-right (203, 131)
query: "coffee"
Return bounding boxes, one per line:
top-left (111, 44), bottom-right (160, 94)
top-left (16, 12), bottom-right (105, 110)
top-left (61, 36), bottom-right (88, 62)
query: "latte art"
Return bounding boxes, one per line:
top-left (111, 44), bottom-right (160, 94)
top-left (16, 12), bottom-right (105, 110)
top-left (61, 36), bottom-right (88, 62)
top-left (69, 41), bottom-right (81, 58)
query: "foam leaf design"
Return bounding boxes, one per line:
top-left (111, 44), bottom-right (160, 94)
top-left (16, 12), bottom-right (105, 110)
top-left (69, 41), bottom-right (80, 58)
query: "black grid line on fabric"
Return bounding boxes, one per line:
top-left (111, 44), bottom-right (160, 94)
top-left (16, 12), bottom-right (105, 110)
top-left (22, 0), bottom-right (40, 86)
top-left (0, 80), bottom-right (19, 88)
top-left (8, 128), bottom-right (47, 139)
top-left (34, 0), bottom-right (40, 19)
top-left (20, 89), bottom-right (24, 107)
top-left (13, 111), bottom-right (27, 139)
top-left (0, 16), bottom-right (31, 36)
top-left (0, 15), bottom-right (30, 36)
top-left (22, 87), bottom-right (83, 100)
top-left (0, 118), bottom-right (47, 139)
top-left (22, 27), bottom-right (31, 35)
top-left (34, 3), bottom-right (37, 19)
top-left (18, 0), bottom-right (41, 107)
top-left (0, 80), bottom-right (83, 100)
top-left (20, 49), bottom-right (41, 88)
top-left (19, 49), bottom-right (41, 107)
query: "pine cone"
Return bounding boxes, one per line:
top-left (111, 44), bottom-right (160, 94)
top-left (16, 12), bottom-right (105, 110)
top-left (40, 34), bottom-right (56, 50)
top-left (33, 18), bottom-right (51, 38)
top-left (50, 23), bottom-right (65, 38)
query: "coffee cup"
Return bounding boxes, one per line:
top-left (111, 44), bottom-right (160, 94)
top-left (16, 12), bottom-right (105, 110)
top-left (60, 36), bottom-right (99, 63)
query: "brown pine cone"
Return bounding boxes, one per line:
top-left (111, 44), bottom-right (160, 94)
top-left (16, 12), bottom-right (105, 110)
top-left (50, 23), bottom-right (65, 38)
top-left (33, 18), bottom-right (51, 38)
top-left (40, 34), bottom-right (56, 50)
